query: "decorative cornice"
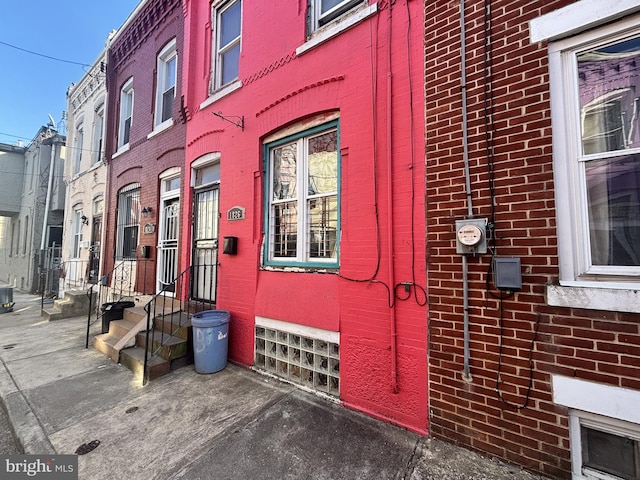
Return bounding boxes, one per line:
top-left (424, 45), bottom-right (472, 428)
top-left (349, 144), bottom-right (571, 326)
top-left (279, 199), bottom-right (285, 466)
top-left (241, 51), bottom-right (297, 86)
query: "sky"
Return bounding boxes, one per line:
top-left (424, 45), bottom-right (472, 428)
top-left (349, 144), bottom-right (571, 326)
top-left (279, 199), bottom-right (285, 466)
top-left (0, 1), bottom-right (141, 146)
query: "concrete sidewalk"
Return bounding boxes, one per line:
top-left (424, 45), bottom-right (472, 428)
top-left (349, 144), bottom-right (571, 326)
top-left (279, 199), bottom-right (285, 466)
top-left (0, 289), bottom-right (548, 479)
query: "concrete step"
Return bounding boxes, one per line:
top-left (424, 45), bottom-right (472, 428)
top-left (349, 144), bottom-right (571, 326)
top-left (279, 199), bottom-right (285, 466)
top-left (136, 330), bottom-right (189, 361)
top-left (107, 319), bottom-right (139, 343)
top-left (41, 290), bottom-right (96, 321)
top-left (92, 333), bottom-right (121, 362)
top-left (154, 311), bottom-right (192, 340)
top-left (119, 347), bottom-right (170, 380)
top-left (41, 307), bottom-right (63, 322)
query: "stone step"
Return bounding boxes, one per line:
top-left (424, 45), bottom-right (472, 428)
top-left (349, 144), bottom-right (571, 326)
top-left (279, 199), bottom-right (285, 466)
top-left (119, 347), bottom-right (170, 381)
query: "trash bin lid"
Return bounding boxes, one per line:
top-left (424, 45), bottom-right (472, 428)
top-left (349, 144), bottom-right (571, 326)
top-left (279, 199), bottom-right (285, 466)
top-left (191, 310), bottom-right (230, 328)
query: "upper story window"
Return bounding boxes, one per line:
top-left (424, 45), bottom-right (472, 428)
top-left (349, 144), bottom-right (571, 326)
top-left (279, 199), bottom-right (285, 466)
top-left (155, 39), bottom-right (177, 127)
top-left (118, 78), bottom-right (134, 149)
top-left (264, 120), bottom-right (340, 268)
top-left (93, 103), bottom-right (104, 164)
top-left (311, 0), bottom-right (364, 31)
top-left (72, 121), bottom-right (84, 176)
top-left (212, 0), bottom-right (241, 90)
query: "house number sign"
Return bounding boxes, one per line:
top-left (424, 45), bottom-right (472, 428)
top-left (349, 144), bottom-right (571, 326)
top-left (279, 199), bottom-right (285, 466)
top-left (143, 223), bottom-right (156, 234)
top-left (227, 206), bottom-right (245, 221)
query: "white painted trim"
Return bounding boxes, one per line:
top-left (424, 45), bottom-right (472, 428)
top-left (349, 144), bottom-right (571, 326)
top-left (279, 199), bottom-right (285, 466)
top-left (111, 143), bottom-right (130, 160)
top-left (255, 316), bottom-right (340, 344)
top-left (147, 118), bottom-right (174, 139)
top-left (200, 80), bottom-right (242, 111)
top-left (547, 285), bottom-right (640, 313)
top-left (530, 0), bottom-right (640, 43)
top-left (296, 3), bottom-right (378, 56)
top-left (553, 375), bottom-right (640, 425)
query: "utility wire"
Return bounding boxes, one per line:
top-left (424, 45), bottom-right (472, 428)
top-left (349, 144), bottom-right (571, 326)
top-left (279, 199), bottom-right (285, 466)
top-left (0, 40), bottom-right (90, 67)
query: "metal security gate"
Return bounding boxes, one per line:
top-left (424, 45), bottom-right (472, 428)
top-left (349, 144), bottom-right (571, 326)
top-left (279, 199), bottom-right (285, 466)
top-left (157, 198), bottom-right (179, 293)
top-left (192, 186), bottom-right (219, 302)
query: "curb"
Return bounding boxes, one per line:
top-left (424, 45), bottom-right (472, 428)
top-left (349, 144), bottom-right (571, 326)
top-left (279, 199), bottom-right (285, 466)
top-left (0, 357), bottom-right (55, 454)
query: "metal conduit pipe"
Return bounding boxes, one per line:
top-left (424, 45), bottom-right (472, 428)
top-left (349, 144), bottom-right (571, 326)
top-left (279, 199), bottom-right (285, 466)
top-left (459, 0), bottom-right (474, 381)
top-left (387, 1), bottom-right (398, 394)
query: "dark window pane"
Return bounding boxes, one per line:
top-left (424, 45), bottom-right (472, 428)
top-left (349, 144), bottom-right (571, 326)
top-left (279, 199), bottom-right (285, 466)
top-left (582, 426), bottom-right (638, 479)
top-left (273, 202), bottom-right (297, 257)
top-left (586, 155), bottom-right (640, 266)
top-left (220, 1), bottom-right (241, 47)
top-left (221, 43), bottom-right (240, 85)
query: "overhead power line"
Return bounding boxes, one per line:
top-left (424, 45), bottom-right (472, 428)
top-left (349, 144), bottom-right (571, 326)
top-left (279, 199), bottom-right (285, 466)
top-left (0, 40), bottom-right (90, 67)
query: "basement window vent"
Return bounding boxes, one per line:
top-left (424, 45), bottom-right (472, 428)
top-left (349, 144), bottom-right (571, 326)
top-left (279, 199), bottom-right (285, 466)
top-left (254, 326), bottom-right (339, 397)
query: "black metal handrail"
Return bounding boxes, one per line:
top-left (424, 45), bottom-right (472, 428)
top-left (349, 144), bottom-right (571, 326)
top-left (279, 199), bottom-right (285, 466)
top-left (85, 258), bottom-right (153, 348)
top-left (142, 264), bottom-right (215, 385)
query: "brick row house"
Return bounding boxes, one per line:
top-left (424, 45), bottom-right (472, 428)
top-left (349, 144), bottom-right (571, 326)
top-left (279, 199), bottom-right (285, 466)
top-left (425, 0), bottom-right (640, 478)
top-left (85, 0), bottom-right (640, 478)
top-left (96, 0), bottom-right (427, 435)
top-left (102, 0), bottom-right (186, 298)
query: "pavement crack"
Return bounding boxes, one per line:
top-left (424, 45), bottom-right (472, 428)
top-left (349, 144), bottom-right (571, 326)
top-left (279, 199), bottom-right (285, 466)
top-left (401, 438), bottom-right (424, 480)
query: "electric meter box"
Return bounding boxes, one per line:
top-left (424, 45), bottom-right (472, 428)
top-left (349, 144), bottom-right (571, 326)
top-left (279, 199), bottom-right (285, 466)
top-left (455, 218), bottom-right (488, 254)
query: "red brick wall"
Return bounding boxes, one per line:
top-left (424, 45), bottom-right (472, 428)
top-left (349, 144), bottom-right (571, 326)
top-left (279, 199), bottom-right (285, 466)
top-left (183, 0), bottom-right (428, 432)
top-left (426, 0), bottom-right (640, 478)
top-left (103, 0), bottom-right (186, 292)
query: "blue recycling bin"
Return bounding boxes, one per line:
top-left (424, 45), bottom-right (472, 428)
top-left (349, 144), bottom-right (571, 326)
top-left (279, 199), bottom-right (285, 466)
top-left (191, 310), bottom-right (230, 374)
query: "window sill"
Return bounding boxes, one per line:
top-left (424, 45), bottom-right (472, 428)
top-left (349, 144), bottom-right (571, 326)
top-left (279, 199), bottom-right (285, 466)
top-left (147, 119), bottom-right (174, 140)
top-left (296, 3), bottom-right (378, 56)
top-left (547, 283), bottom-right (640, 313)
top-left (261, 264), bottom-right (338, 274)
top-left (112, 144), bottom-right (130, 160)
top-left (200, 80), bottom-right (242, 111)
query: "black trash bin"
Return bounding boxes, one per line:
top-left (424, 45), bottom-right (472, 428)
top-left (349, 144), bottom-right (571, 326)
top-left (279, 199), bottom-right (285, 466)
top-left (101, 301), bottom-right (136, 333)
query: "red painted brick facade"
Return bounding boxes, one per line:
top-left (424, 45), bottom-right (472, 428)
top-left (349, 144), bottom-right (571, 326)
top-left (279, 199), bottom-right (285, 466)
top-left (182, 0), bottom-right (428, 432)
top-left (426, 1), bottom-right (640, 478)
top-left (103, 0), bottom-right (186, 289)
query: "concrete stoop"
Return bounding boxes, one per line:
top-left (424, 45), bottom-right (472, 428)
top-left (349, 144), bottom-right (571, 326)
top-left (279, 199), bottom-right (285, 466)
top-left (41, 290), bottom-right (96, 321)
top-left (93, 304), bottom-right (193, 381)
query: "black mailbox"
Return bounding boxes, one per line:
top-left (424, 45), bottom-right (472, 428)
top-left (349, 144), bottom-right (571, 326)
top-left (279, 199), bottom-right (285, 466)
top-left (223, 236), bottom-right (238, 255)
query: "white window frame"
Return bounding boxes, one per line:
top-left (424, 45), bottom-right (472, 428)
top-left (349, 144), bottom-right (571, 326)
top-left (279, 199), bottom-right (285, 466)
top-left (553, 375), bottom-right (640, 480)
top-left (532, 3), bottom-right (640, 312)
top-left (72, 121), bottom-right (84, 176)
top-left (72, 209), bottom-right (83, 259)
top-left (115, 184), bottom-right (140, 260)
top-left (212, 0), bottom-right (242, 91)
top-left (154, 39), bottom-right (177, 130)
top-left (93, 102), bottom-right (105, 165)
top-left (264, 120), bottom-right (340, 269)
top-left (297, 1), bottom-right (377, 56)
top-left (117, 78), bottom-right (134, 151)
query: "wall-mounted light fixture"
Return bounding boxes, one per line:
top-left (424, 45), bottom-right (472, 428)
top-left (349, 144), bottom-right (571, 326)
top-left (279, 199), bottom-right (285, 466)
top-left (81, 215), bottom-right (89, 225)
top-left (142, 207), bottom-right (152, 218)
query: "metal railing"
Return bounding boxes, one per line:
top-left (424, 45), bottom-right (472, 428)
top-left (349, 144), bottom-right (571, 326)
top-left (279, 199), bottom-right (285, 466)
top-left (142, 264), bottom-right (215, 385)
top-left (85, 258), bottom-right (153, 348)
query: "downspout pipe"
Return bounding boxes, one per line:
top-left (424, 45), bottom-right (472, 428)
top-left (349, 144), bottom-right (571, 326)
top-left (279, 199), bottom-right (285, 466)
top-left (387, 1), bottom-right (398, 394)
top-left (40, 136), bottom-right (58, 251)
top-left (460, 0), bottom-right (474, 381)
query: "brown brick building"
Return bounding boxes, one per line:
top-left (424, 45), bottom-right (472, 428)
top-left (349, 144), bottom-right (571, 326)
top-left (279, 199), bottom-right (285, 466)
top-left (425, 1), bottom-right (640, 478)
